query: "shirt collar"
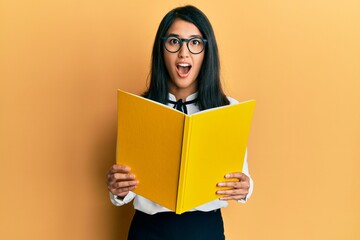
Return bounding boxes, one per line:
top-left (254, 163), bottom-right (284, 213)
top-left (168, 92), bottom-right (198, 102)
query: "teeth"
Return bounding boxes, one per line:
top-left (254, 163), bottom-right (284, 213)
top-left (177, 63), bottom-right (190, 67)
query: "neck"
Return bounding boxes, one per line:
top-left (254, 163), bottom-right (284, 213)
top-left (169, 89), bottom-right (197, 101)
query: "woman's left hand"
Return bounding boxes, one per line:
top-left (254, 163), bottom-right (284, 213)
top-left (216, 172), bottom-right (250, 201)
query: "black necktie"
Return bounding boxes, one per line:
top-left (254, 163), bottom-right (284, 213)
top-left (168, 98), bottom-right (197, 114)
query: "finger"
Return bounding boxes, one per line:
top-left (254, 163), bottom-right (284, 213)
top-left (219, 194), bottom-right (247, 201)
top-left (110, 164), bottom-right (131, 174)
top-left (107, 165), bottom-right (133, 182)
top-left (217, 181), bottom-right (249, 189)
top-left (216, 188), bottom-right (248, 201)
top-left (113, 173), bottom-right (136, 181)
top-left (114, 180), bottom-right (139, 189)
top-left (108, 180), bottom-right (138, 193)
top-left (216, 188), bottom-right (248, 196)
top-left (107, 173), bottom-right (132, 185)
top-left (110, 185), bottom-right (137, 197)
top-left (225, 172), bottom-right (248, 181)
top-left (217, 181), bottom-right (237, 188)
top-left (110, 184), bottom-right (136, 193)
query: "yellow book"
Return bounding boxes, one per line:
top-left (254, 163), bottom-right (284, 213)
top-left (116, 89), bottom-right (255, 214)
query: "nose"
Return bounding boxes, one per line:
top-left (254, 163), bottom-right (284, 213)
top-left (178, 41), bottom-right (190, 58)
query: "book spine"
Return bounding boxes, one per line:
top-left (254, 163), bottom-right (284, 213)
top-left (176, 116), bottom-right (192, 214)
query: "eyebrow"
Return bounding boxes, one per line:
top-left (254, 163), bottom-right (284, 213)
top-left (167, 33), bottom-right (202, 38)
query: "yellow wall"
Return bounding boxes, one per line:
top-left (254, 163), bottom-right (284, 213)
top-left (1, 0), bottom-right (359, 239)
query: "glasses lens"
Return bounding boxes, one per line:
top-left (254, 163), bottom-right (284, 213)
top-left (188, 38), bottom-right (205, 54)
top-left (164, 37), bottom-right (181, 53)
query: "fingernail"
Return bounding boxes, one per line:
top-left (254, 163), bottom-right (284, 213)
top-left (225, 174), bottom-right (231, 178)
top-left (218, 183), bottom-right (225, 187)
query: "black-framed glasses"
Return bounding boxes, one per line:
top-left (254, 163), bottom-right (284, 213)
top-left (162, 35), bottom-right (207, 54)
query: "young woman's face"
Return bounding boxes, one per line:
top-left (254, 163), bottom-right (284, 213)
top-left (164, 19), bottom-right (205, 98)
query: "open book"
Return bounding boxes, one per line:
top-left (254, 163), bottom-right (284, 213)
top-left (116, 90), bottom-right (255, 214)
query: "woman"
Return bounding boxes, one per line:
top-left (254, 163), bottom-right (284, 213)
top-left (107, 5), bottom-right (253, 239)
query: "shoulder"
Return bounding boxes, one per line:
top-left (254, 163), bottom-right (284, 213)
top-left (226, 96), bottom-right (239, 105)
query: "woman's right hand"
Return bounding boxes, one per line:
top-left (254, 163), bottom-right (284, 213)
top-left (106, 164), bottom-right (139, 198)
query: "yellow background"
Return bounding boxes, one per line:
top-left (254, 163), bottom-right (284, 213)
top-left (1, 0), bottom-right (359, 239)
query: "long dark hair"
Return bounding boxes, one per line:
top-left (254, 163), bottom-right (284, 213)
top-left (143, 5), bottom-right (229, 110)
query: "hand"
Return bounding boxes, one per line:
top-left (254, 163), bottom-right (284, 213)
top-left (216, 172), bottom-right (250, 201)
top-left (106, 164), bottom-right (139, 198)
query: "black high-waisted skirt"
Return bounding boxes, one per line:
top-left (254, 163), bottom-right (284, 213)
top-left (128, 209), bottom-right (225, 240)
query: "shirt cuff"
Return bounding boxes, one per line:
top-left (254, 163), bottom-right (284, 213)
top-left (109, 191), bottom-right (136, 206)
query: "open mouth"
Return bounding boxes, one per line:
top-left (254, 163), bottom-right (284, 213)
top-left (176, 63), bottom-right (192, 77)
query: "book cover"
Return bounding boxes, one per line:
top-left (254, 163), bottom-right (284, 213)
top-left (116, 90), bottom-right (255, 214)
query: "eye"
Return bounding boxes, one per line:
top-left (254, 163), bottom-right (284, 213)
top-left (168, 37), bottom-right (180, 45)
top-left (190, 38), bottom-right (202, 46)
